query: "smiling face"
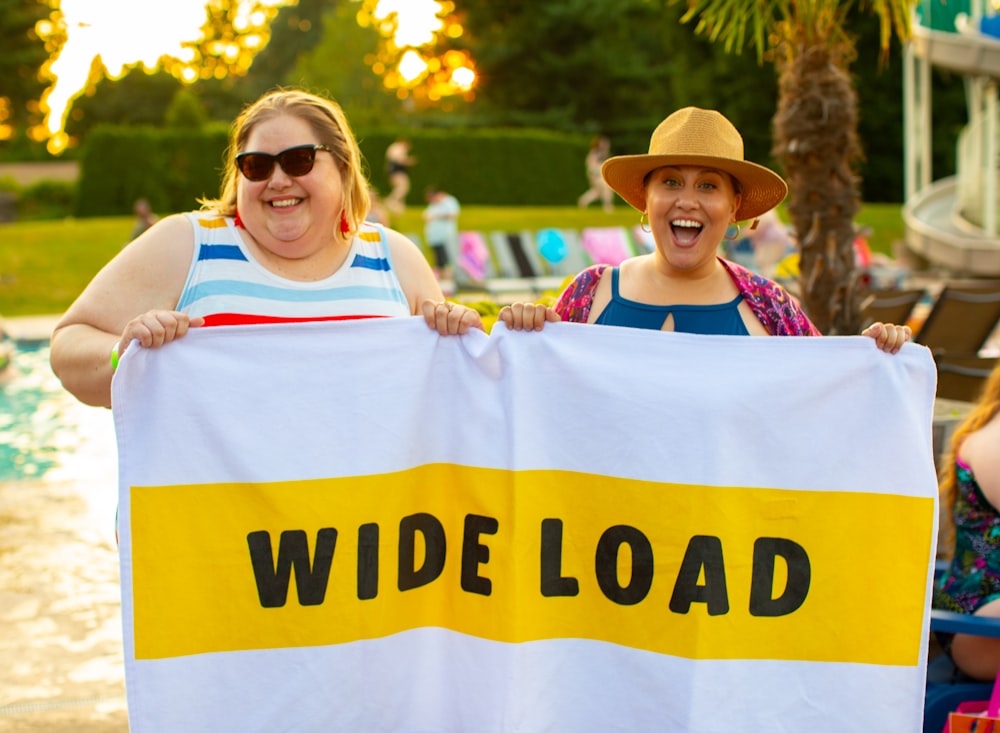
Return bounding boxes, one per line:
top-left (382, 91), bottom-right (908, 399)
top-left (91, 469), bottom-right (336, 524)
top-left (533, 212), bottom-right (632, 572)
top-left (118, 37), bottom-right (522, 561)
top-left (644, 165), bottom-right (741, 274)
top-left (236, 113), bottom-right (344, 261)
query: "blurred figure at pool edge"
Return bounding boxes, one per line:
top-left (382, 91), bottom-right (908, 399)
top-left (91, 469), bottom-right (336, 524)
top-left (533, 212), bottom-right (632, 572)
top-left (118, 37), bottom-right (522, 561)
top-left (498, 106), bottom-right (910, 353)
top-left (50, 89), bottom-right (482, 409)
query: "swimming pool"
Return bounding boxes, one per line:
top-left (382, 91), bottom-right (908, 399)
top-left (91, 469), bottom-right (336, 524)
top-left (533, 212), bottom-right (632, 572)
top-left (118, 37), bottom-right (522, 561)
top-left (0, 342), bottom-right (116, 484)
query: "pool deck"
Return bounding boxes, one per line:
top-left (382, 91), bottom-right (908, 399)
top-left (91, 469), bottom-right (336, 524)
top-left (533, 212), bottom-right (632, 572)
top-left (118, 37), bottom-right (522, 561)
top-left (0, 475), bottom-right (127, 732)
top-left (3, 314), bottom-right (60, 343)
top-left (0, 322), bottom-right (127, 732)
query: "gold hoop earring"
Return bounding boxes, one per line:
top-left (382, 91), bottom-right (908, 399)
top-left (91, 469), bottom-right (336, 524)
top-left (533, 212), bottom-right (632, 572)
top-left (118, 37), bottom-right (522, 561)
top-left (724, 223), bottom-right (741, 241)
top-left (639, 212), bottom-right (650, 233)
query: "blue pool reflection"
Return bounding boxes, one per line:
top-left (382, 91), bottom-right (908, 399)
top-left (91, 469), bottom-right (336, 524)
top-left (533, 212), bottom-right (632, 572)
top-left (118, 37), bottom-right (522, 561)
top-left (0, 342), bottom-right (116, 484)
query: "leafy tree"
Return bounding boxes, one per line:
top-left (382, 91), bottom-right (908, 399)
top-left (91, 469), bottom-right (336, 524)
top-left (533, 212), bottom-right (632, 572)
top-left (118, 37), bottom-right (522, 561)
top-left (50, 0), bottom-right (290, 150)
top-left (0, 0), bottom-right (49, 147)
top-left (287, 1), bottom-right (401, 127)
top-left (454, 1), bottom-right (778, 166)
top-left (64, 70), bottom-right (184, 141)
top-left (179, 0), bottom-right (287, 83)
top-left (240, 0), bottom-right (328, 100)
top-left (165, 88), bottom-right (209, 129)
top-left (671, 0), bottom-right (913, 334)
top-left (459, 0), bottom-right (675, 137)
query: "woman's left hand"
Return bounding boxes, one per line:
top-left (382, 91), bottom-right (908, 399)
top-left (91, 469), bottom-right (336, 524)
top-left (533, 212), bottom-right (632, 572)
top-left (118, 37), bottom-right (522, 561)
top-left (861, 322), bottom-right (912, 354)
top-left (421, 300), bottom-right (484, 335)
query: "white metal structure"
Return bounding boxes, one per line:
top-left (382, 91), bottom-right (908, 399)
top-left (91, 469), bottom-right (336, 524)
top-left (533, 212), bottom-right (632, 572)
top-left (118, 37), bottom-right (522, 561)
top-left (903, 0), bottom-right (1000, 274)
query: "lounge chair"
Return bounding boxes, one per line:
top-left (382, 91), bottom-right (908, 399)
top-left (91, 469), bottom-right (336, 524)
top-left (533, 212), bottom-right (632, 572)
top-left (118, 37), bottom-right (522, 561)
top-left (535, 228), bottom-right (591, 288)
top-left (580, 226), bottom-right (636, 266)
top-left (858, 287), bottom-right (927, 331)
top-left (488, 231), bottom-right (563, 295)
top-left (451, 230), bottom-right (495, 292)
top-left (934, 352), bottom-right (999, 402)
top-left (915, 281), bottom-right (1000, 355)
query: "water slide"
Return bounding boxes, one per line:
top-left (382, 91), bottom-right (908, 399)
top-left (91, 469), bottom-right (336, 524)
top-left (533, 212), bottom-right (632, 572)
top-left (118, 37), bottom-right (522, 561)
top-left (903, 2), bottom-right (1000, 275)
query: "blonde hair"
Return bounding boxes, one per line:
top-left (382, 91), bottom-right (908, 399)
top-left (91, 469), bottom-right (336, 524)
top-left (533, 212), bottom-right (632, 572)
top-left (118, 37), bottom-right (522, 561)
top-left (199, 88), bottom-right (370, 239)
top-left (938, 361), bottom-right (1000, 551)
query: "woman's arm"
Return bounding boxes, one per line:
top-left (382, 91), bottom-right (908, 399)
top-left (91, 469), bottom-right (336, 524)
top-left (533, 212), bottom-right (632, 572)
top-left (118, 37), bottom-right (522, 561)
top-left (384, 228), bottom-right (482, 335)
top-left (50, 214), bottom-right (199, 408)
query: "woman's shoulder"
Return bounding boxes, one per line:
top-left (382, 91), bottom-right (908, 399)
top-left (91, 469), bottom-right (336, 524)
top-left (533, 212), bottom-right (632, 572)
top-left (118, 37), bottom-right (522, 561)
top-left (568, 264), bottom-right (610, 291)
top-left (380, 224), bottom-right (415, 249)
top-left (381, 225), bottom-right (429, 267)
top-left (963, 417), bottom-right (1000, 501)
top-left (720, 258), bottom-right (819, 336)
top-left (180, 210), bottom-right (230, 231)
top-left (554, 264), bottom-right (610, 322)
top-left (720, 257), bottom-right (792, 299)
top-left (132, 212), bottom-right (197, 244)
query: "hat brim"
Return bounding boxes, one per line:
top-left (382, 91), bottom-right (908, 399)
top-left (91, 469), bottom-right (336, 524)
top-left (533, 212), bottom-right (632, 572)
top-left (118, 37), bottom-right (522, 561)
top-left (601, 154), bottom-right (788, 222)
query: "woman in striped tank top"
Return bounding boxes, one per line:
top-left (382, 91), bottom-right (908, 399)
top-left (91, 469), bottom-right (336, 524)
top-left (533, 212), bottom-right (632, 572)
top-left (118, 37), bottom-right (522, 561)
top-left (51, 90), bottom-right (481, 409)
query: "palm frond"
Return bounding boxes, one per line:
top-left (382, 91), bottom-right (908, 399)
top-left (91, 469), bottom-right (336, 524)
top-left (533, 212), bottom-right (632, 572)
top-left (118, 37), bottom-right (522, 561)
top-left (671, 0), bottom-right (913, 63)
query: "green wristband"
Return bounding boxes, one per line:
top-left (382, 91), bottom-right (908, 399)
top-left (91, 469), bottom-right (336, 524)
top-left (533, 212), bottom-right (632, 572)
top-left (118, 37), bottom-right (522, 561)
top-left (111, 343), bottom-right (119, 371)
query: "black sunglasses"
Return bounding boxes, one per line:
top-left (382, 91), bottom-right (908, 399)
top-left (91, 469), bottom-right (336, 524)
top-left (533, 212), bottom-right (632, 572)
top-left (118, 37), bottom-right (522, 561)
top-left (235, 144), bottom-right (332, 182)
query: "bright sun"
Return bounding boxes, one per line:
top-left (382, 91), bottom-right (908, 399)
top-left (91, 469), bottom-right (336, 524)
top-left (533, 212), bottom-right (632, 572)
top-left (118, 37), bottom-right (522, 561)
top-left (35, 0), bottom-right (475, 154)
top-left (37, 0), bottom-right (290, 153)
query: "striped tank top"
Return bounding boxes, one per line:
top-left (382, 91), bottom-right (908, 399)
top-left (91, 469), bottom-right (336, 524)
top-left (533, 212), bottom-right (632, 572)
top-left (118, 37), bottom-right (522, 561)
top-left (177, 214), bottom-right (411, 326)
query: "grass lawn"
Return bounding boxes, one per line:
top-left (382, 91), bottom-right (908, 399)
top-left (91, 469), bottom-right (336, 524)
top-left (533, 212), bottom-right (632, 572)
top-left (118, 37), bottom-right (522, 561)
top-left (0, 204), bottom-right (905, 318)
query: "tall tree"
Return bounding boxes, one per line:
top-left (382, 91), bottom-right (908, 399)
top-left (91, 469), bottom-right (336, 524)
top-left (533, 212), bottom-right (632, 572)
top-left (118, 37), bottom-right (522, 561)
top-left (64, 69), bottom-right (184, 140)
top-left (458, 0), bottom-right (677, 138)
top-left (0, 0), bottom-right (49, 146)
top-left (455, 1), bottom-right (778, 165)
top-left (287, 1), bottom-right (400, 127)
top-left (239, 0), bottom-right (328, 100)
top-left (671, 0), bottom-right (913, 334)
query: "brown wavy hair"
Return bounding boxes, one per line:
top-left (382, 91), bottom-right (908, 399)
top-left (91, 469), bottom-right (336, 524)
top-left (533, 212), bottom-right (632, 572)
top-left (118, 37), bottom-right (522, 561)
top-left (199, 88), bottom-right (370, 239)
top-left (938, 361), bottom-right (1000, 552)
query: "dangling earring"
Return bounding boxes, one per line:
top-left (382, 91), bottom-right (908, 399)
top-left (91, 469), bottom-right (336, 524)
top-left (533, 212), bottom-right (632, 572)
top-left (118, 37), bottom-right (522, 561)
top-left (639, 211), bottom-right (650, 233)
top-left (340, 211), bottom-right (350, 236)
top-left (233, 208), bottom-right (244, 229)
top-left (725, 222), bottom-right (741, 241)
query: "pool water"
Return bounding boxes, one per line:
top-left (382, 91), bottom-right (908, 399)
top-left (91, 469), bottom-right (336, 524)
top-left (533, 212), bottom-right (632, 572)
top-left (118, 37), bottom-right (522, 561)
top-left (0, 342), bottom-right (116, 484)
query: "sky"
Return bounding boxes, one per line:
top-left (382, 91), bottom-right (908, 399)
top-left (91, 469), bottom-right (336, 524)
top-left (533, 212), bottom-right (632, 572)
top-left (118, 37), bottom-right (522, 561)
top-left (43, 0), bottom-right (243, 143)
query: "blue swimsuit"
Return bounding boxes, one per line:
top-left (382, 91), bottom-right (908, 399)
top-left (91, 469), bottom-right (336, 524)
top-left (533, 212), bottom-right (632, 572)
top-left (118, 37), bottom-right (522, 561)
top-left (594, 267), bottom-right (750, 335)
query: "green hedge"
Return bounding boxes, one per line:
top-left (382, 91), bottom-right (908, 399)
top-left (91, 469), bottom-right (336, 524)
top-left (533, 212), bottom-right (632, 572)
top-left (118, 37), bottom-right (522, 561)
top-left (359, 129), bottom-right (590, 206)
top-left (75, 124), bottom-right (592, 217)
top-left (17, 179), bottom-right (76, 220)
top-left (75, 124), bottom-right (229, 217)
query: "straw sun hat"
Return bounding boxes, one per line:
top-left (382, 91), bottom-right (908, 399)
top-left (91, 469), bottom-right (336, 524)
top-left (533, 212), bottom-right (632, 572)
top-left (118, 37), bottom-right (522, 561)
top-left (601, 107), bottom-right (788, 223)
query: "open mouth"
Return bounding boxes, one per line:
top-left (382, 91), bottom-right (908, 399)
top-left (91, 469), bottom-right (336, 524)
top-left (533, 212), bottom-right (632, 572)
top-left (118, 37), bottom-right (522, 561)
top-left (671, 218), bottom-right (703, 244)
top-left (270, 198), bottom-right (303, 209)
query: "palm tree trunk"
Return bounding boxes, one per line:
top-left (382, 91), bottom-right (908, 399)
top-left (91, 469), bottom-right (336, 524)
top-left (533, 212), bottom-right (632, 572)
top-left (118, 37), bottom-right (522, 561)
top-left (773, 45), bottom-right (863, 335)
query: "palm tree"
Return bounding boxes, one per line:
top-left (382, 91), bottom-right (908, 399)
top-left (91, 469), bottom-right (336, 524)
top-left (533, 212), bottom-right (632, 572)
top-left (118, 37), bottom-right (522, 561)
top-left (671, 0), bottom-right (913, 333)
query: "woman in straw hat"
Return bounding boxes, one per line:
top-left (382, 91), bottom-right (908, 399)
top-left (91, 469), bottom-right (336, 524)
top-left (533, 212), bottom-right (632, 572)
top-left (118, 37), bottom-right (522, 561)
top-left (498, 107), bottom-right (909, 351)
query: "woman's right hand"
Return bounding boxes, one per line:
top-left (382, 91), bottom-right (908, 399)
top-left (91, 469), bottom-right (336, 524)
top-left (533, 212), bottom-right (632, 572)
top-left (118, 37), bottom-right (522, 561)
top-left (497, 303), bottom-right (561, 332)
top-left (117, 310), bottom-right (205, 357)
